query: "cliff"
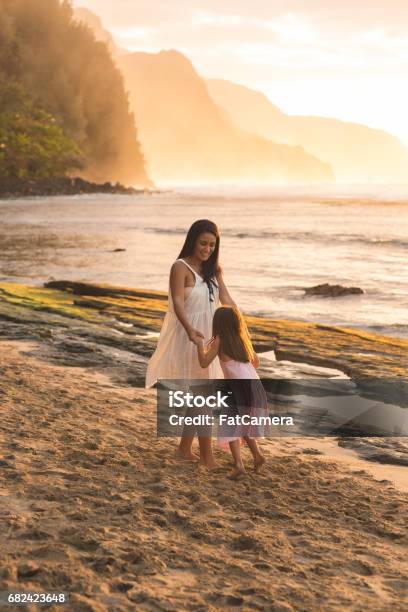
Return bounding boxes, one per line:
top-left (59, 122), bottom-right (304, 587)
top-left (0, 0), bottom-right (149, 187)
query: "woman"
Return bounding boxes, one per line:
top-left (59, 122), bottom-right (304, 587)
top-left (146, 219), bottom-right (236, 468)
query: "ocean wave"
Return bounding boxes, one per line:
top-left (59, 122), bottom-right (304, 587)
top-left (143, 227), bottom-right (408, 248)
top-left (341, 236), bottom-right (408, 248)
top-left (144, 227), bottom-right (187, 235)
top-left (172, 185), bottom-right (408, 202)
top-left (365, 324), bottom-right (408, 336)
top-left (231, 232), bottom-right (408, 248)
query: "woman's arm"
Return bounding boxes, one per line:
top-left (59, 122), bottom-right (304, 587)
top-left (170, 262), bottom-right (204, 342)
top-left (216, 265), bottom-right (236, 307)
top-left (196, 336), bottom-right (220, 368)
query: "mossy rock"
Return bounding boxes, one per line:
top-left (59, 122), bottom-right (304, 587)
top-left (1, 280), bottom-right (407, 388)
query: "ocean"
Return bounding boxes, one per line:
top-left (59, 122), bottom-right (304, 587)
top-left (1, 185), bottom-right (407, 338)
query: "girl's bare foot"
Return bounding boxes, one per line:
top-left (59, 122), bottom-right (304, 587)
top-left (254, 455), bottom-right (266, 473)
top-left (174, 449), bottom-right (199, 462)
top-left (230, 466), bottom-right (246, 480)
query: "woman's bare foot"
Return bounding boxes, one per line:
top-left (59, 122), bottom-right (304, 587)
top-left (176, 436), bottom-right (197, 461)
top-left (230, 466), bottom-right (246, 480)
top-left (174, 449), bottom-right (199, 462)
top-left (198, 459), bottom-right (218, 471)
top-left (254, 455), bottom-right (266, 474)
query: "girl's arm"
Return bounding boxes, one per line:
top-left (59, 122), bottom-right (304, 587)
top-left (251, 353), bottom-right (260, 369)
top-left (196, 336), bottom-right (221, 368)
top-left (216, 265), bottom-right (236, 307)
top-left (170, 262), bottom-right (204, 342)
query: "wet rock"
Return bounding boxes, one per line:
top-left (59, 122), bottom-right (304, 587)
top-left (338, 438), bottom-right (408, 466)
top-left (44, 280), bottom-right (167, 302)
top-left (304, 283), bottom-right (364, 297)
top-left (0, 176), bottom-right (148, 199)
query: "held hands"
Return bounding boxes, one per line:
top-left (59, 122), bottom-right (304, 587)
top-left (188, 328), bottom-right (204, 344)
top-left (194, 337), bottom-right (205, 349)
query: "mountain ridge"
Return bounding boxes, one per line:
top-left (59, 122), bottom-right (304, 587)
top-left (118, 49), bottom-right (333, 184)
top-left (206, 78), bottom-right (408, 182)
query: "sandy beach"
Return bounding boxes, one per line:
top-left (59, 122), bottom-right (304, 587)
top-left (1, 339), bottom-right (407, 611)
top-left (2, 1), bottom-right (408, 609)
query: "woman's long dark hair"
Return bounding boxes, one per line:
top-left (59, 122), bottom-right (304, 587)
top-left (178, 219), bottom-right (220, 301)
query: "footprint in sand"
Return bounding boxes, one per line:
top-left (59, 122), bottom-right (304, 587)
top-left (29, 545), bottom-right (71, 563)
top-left (348, 560), bottom-right (376, 576)
top-left (65, 536), bottom-right (101, 552)
top-left (17, 562), bottom-right (41, 579)
top-left (149, 483), bottom-right (168, 494)
top-left (18, 528), bottom-right (53, 541)
top-left (231, 534), bottom-right (260, 551)
top-left (82, 441), bottom-right (101, 451)
top-left (143, 495), bottom-right (164, 506)
top-left (144, 506), bottom-right (167, 517)
top-left (384, 578), bottom-right (408, 594)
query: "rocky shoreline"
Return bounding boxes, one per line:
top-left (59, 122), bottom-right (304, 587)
top-left (0, 177), bottom-right (154, 199)
top-left (1, 279), bottom-right (407, 397)
top-left (2, 279), bottom-right (407, 469)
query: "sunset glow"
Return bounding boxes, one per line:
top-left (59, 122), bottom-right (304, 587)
top-left (72, 0), bottom-right (408, 146)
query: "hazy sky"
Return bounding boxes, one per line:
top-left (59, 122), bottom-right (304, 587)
top-left (73, 1), bottom-right (408, 145)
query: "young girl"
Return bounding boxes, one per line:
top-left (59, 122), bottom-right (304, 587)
top-left (195, 306), bottom-right (268, 479)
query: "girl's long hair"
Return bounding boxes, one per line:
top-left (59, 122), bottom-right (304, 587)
top-left (178, 219), bottom-right (220, 301)
top-left (212, 306), bottom-right (254, 363)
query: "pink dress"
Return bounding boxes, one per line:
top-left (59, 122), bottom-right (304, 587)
top-left (218, 359), bottom-right (270, 444)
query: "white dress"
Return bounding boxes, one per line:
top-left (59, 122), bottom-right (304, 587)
top-left (145, 259), bottom-right (223, 387)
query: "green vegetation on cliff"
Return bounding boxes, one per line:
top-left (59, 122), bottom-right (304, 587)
top-left (0, 81), bottom-right (82, 179)
top-left (0, 0), bottom-right (148, 185)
